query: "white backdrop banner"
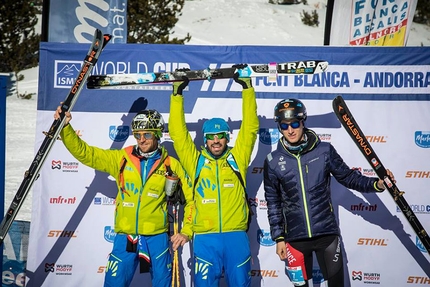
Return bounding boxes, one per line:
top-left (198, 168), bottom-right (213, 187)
top-left (26, 43), bottom-right (430, 286)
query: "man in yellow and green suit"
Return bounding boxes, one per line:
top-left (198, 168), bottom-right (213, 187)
top-left (168, 65), bottom-right (259, 287)
top-left (54, 107), bottom-right (194, 287)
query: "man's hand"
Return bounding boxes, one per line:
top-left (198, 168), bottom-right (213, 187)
top-left (173, 68), bottom-right (190, 95)
top-left (232, 64), bottom-right (252, 89)
top-left (276, 241), bottom-right (287, 261)
top-left (377, 168), bottom-right (396, 191)
top-left (171, 233), bottom-right (190, 251)
top-left (54, 103), bottom-right (72, 126)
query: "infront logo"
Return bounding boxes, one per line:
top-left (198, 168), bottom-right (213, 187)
top-left (350, 203), bottom-right (377, 212)
top-left (50, 196), bottom-right (77, 205)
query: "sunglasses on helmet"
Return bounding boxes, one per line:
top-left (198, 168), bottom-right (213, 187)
top-left (279, 121), bottom-right (301, 130)
top-left (205, 132), bottom-right (227, 140)
top-left (133, 131), bottom-right (156, 140)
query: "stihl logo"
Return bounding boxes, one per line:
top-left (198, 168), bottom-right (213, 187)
top-left (366, 136), bottom-right (387, 143)
top-left (357, 238), bottom-right (388, 246)
top-left (407, 276), bottom-right (430, 284)
top-left (406, 171), bottom-right (430, 178)
top-left (250, 270), bottom-right (279, 277)
top-left (48, 230), bottom-right (77, 238)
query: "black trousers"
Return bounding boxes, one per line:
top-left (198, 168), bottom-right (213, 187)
top-left (286, 234), bottom-right (344, 287)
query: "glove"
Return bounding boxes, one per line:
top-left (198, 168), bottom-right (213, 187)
top-left (172, 68), bottom-right (190, 96)
top-left (232, 64), bottom-right (252, 89)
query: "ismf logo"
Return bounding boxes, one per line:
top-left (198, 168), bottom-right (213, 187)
top-left (45, 262), bottom-right (55, 273)
top-left (259, 128), bottom-right (280, 145)
top-left (54, 60), bottom-right (82, 88)
top-left (104, 226), bottom-right (116, 243)
top-left (415, 131), bottom-right (430, 148)
top-left (257, 229), bottom-right (275, 247)
top-left (109, 125), bottom-right (129, 142)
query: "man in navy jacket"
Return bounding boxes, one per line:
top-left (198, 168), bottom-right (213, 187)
top-left (263, 98), bottom-right (395, 287)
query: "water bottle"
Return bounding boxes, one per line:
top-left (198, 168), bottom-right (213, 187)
top-left (165, 173), bottom-right (179, 196)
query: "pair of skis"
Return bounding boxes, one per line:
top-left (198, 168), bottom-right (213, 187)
top-left (86, 60), bottom-right (329, 89)
top-left (0, 30), bottom-right (111, 245)
top-left (333, 96), bottom-right (430, 254)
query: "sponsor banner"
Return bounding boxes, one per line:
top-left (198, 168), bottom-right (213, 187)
top-left (48, 0), bottom-right (127, 43)
top-left (38, 43), bottom-right (430, 113)
top-left (325, 0), bottom-right (418, 46)
top-left (27, 44), bottom-right (430, 286)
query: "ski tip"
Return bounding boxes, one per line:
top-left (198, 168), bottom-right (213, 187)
top-left (332, 95), bottom-right (345, 114)
top-left (103, 34), bottom-right (112, 48)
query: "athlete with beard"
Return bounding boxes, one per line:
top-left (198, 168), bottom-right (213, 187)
top-left (168, 65), bottom-right (259, 287)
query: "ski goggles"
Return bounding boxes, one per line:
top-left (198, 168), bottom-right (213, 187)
top-left (279, 121), bottom-right (301, 130)
top-left (205, 132), bottom-right (227, 140)
top-left (133, 131), bottom-right (156, 140)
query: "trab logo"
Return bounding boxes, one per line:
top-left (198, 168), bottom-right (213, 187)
top-left (54, 60), bottom-right (82, 88)
top-left (109, 125), bottom-right (130, 142)
top-left (257, 229), bottom-right (275, 246)
top-left (259, 128), bottom-right (280, 145)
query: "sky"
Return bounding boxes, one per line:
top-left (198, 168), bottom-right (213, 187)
top-left (4, 0), bottom-right (430, 222)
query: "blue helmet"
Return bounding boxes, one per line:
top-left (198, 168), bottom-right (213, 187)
top-left (202, 118), bottom-right (230, 143)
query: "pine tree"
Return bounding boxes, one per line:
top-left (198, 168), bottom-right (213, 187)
top-left (414, 0), bottom-right (430, 26)
top-left (127, 0), bottom-right (191, 44)
top-left (0, 0), bottom-right (41, 73)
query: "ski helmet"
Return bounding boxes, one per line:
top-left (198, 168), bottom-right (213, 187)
top-left (274, 99), bottom-right (307, 122)
top-left (202, 117), bottom-right (230, 143)
top-left (131, 109), bottom-right (165, 138)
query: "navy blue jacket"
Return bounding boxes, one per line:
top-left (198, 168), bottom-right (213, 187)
top-left (263, 129), bottom-right (381, 242)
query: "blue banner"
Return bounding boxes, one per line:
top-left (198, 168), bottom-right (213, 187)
top-left (48, 0), bottom-right (127, 43)
top-left (38, 43), bottom-right (430, 114)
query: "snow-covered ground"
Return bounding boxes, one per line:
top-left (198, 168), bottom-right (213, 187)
top-left (5, 0), bottom-right (430, 222)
